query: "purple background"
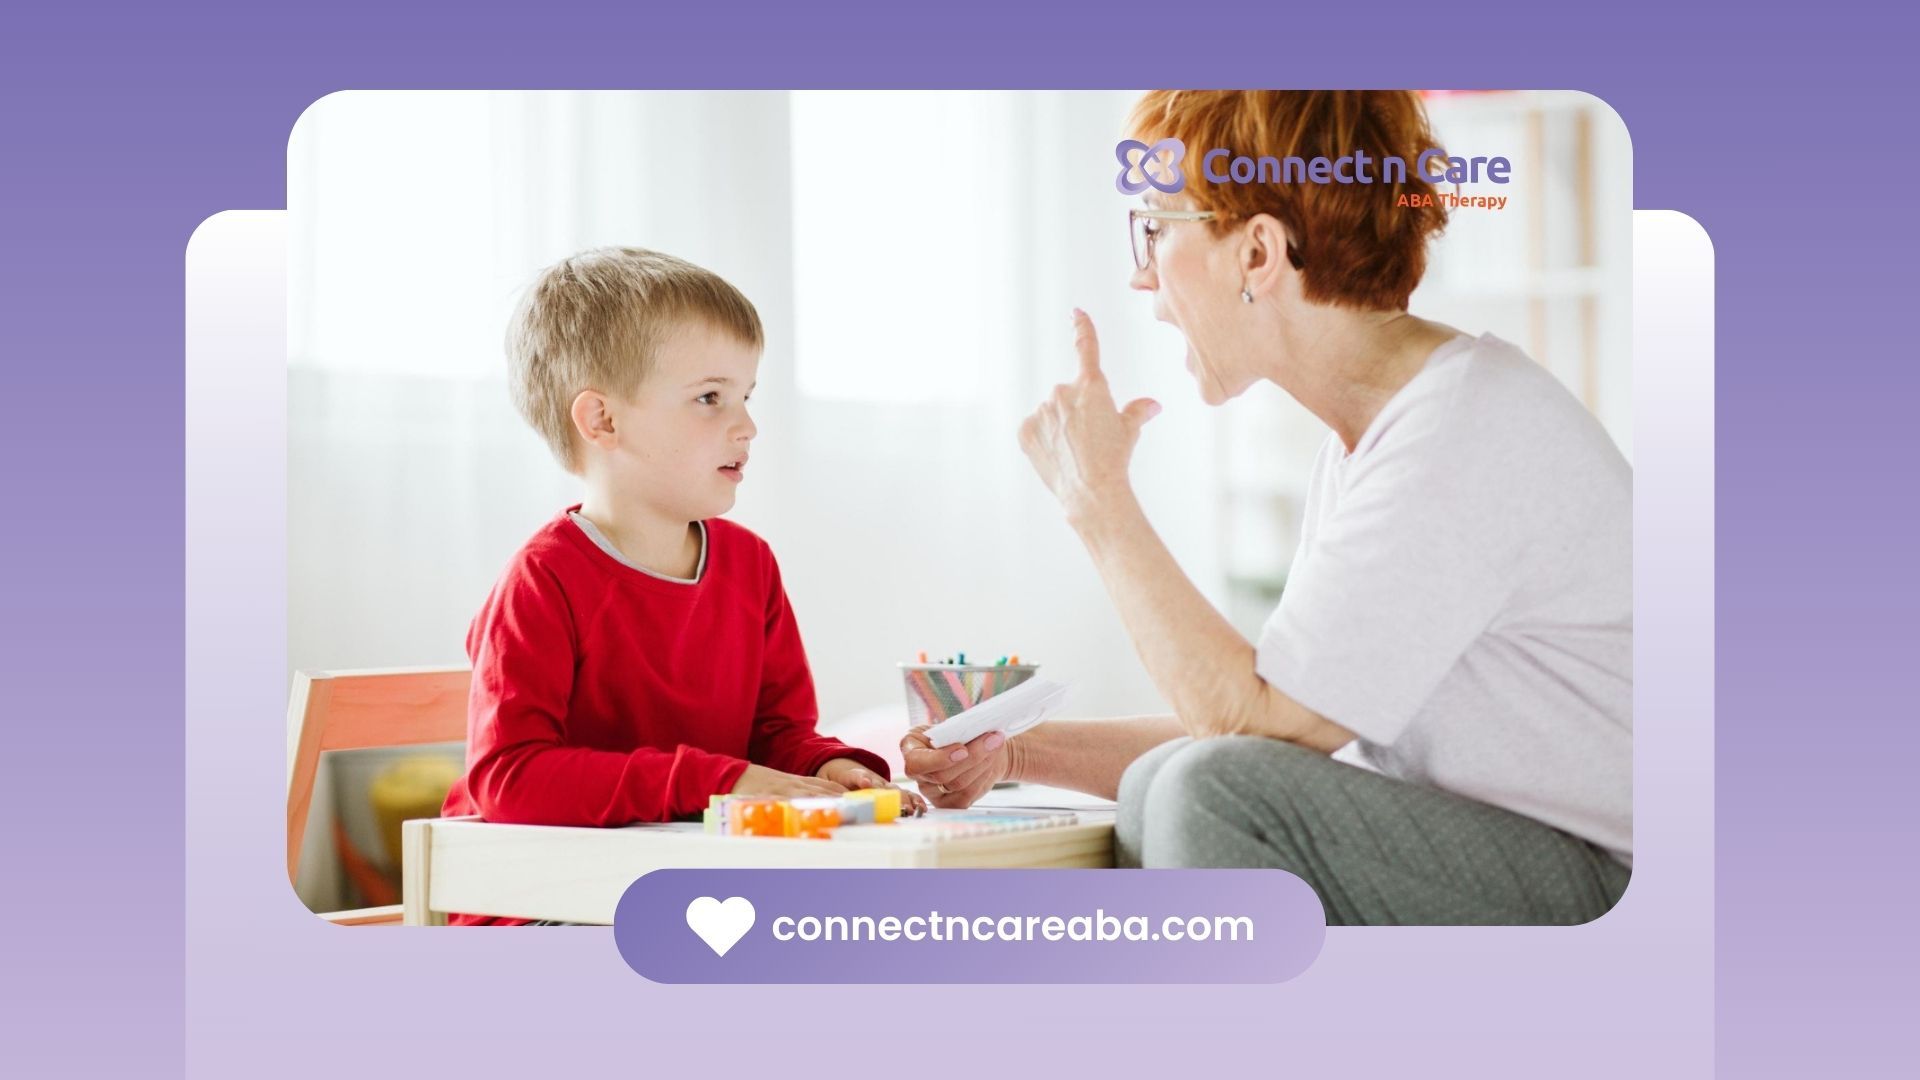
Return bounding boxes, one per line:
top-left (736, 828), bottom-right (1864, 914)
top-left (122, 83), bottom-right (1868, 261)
top-left (2, 2), bottom-right (1910, 1077)
top-left (614, 869), bottom-right (1326, 983)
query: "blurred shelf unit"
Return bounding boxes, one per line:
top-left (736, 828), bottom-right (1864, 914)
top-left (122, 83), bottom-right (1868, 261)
top-left (1214, 91), bottom-right (1630, 640)
top-left (1415, 89), bottom-right (1630, 443)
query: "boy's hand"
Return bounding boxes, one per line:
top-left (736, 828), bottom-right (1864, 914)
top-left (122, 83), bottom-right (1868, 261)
top-left (816, 758), bottom-right (928, 816)
top-left (730, 763), bottom-right (848, 799)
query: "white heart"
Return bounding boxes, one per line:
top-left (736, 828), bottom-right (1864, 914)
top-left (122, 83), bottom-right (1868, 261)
top-left (684, 895), bottom-right (755, 957)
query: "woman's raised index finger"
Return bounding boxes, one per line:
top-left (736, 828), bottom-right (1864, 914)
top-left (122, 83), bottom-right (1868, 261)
top-left (1072, 308), bottom-right (1104, 381)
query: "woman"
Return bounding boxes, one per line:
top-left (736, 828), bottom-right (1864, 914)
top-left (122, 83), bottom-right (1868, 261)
top-left (902, 90), bottom-right (1631, 926)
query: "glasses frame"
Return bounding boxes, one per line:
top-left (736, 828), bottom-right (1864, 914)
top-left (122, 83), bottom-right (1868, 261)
top-left (1129, 207), bottom-right (1307, 273)
top-left (1129, 208), bottom-right (1220, 272)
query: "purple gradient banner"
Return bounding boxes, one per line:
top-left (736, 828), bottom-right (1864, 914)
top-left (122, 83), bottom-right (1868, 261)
top-left (615, 869), bottom-right (1326, 983)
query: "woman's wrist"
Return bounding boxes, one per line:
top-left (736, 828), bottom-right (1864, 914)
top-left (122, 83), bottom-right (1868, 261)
top-left (1004, 728), bottom-right (1032, 784)
top-left (1065, 482), bottom-right (1143, 540)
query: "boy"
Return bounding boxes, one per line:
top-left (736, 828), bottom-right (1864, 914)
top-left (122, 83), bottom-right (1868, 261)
top-left (441, 248), bottom-right (920, 923)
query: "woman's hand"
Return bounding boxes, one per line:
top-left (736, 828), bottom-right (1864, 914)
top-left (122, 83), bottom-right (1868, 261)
top-left (815, 757), bottom-right (929, 816)
top-left (1018, 310), bottom-right (1161, 523)
top-left (900, 726), bottom-right (1017, 809)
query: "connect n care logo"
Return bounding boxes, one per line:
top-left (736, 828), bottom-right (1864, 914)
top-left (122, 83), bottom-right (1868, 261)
top-left (1115, 138), bottom-right (1187, 195)
top-left (1113, 137), bottom-right (1514, 208)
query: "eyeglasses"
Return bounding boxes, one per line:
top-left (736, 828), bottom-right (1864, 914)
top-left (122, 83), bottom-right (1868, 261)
top-left (1128, 207), bottom-right (1307, 273)
top-left (1129, 208), bottom-right (1219, 272)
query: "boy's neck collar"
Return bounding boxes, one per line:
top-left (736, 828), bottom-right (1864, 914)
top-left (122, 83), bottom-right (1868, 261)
top-left (568, 504), bottom-right (707, 583)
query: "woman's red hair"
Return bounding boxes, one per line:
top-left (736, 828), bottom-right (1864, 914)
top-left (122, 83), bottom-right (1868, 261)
top-left (1128, 90), bottom-right (1449, 311)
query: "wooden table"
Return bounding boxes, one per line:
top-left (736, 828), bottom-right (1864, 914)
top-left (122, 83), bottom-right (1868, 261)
top-left (401, 809), bottom-right (1116, 925)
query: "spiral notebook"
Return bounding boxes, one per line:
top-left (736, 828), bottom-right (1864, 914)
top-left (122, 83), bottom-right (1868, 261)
top-left (830, 808), bottom-right (1081, 844)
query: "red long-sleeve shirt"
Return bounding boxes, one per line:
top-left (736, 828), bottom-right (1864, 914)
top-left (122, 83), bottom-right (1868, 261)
top-left (441, 508), bottom-right (886, 922)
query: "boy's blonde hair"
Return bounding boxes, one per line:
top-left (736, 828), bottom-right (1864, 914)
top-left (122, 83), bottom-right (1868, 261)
top-left (506, 246), bottom-right (764, 472)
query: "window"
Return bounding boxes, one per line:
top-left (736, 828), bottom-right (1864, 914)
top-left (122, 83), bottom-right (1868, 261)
top-left (790, 92), bottom-right (1014, 403)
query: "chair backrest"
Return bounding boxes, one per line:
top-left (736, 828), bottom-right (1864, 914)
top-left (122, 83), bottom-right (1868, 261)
top-left (286, 666), bottom-right (471, 888)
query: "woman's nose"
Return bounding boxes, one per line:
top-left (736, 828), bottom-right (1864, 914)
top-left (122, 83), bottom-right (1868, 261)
top-left (1129, 262), bottom-right (1157, 292)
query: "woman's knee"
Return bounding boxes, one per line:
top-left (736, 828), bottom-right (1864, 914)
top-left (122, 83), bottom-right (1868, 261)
top-left (1114, 737), bottom-right (1193, 868)
top-left (1117, 737), bottom-right (1193, 810)
top-left (1152, 735), bottom-right (1326, 802)
top-left (1133, 737), bottom-right (1332, 865)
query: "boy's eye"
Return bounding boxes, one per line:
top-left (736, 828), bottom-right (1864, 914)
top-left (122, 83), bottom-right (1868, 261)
top-left (696, 392), bottom-right (720, 405)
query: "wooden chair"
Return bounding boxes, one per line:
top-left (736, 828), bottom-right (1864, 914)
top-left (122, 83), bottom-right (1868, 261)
top-left (287, 666), bottom-right (470, 925)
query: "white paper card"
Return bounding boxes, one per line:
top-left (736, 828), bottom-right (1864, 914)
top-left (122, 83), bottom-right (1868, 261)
top-left (922, 678), bottom-right (1070, 748)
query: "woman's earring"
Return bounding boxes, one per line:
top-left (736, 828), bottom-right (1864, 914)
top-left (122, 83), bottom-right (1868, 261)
top-left (1241, 286), bottom-right (1254, 304)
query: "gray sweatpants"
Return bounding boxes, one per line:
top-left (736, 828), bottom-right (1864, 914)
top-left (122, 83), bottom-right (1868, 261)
top-left (1116, 736), bottom-right (1629, 926)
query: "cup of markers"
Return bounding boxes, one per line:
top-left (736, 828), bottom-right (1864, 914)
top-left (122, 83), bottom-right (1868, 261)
top-left (898, 652), bottom-right (1039, 727)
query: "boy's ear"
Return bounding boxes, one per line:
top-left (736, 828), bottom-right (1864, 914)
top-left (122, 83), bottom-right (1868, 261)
top-left (569, 389), bottom-right (618, 453)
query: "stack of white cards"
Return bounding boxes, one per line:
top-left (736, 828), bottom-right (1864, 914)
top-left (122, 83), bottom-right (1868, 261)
top-left (922, 677), bottom-right (1069, 748)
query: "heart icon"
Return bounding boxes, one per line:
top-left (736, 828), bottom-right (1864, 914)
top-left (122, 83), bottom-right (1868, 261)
top-left (684, 895), bottom-right (755, 957)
